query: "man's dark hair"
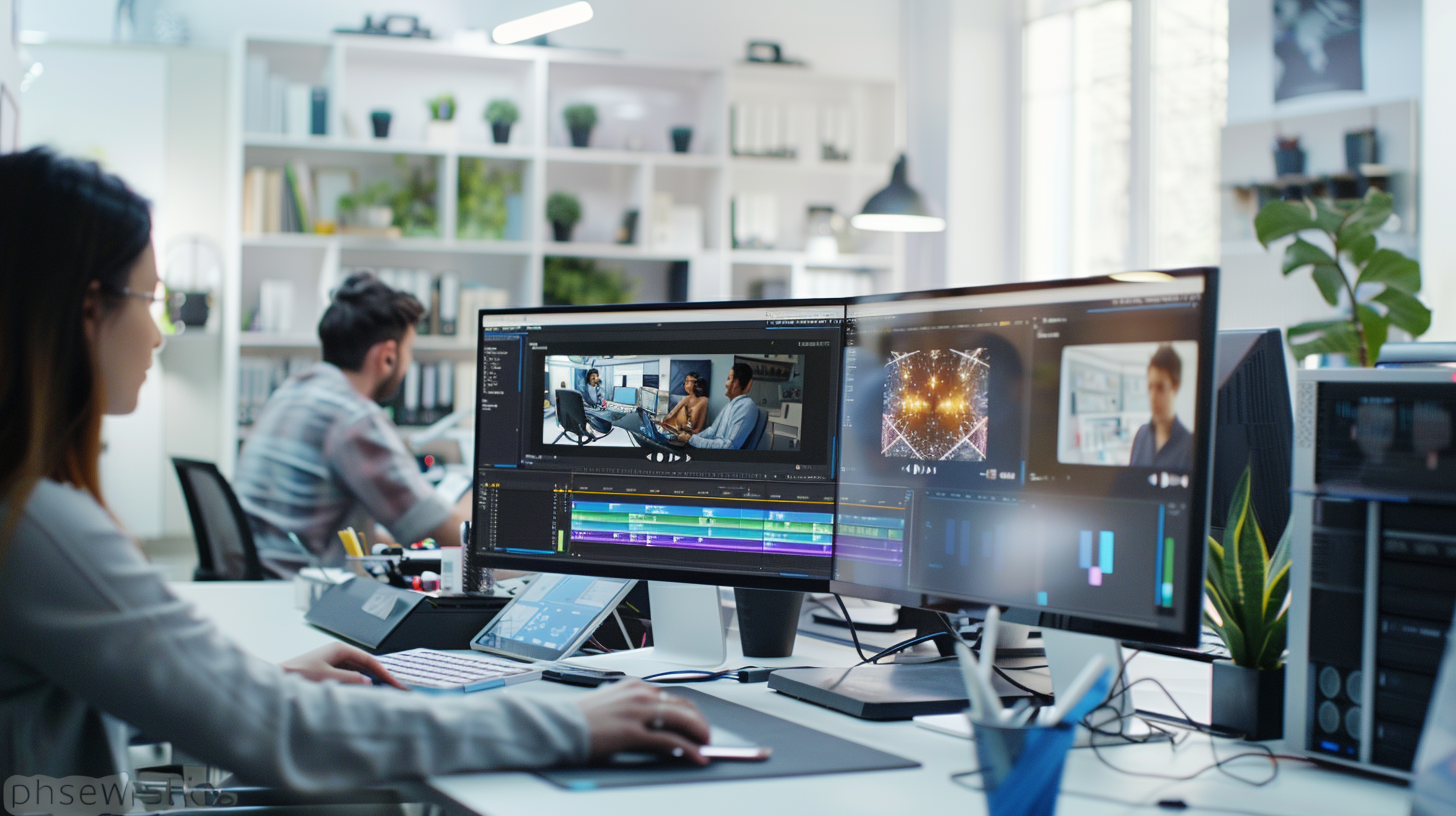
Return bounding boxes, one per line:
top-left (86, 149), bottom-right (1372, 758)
top-left (686, 371), bottom-right (706, 397)
top-left (318, 272), bottom-right (424, 371)
top-left (730, 363), bottom-right (754, 391)
top-left (1149, 343), bottom-right (1182, 388)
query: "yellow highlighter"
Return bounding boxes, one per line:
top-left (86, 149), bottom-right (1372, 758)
top-left (337, 529), bottom-right (365, 558)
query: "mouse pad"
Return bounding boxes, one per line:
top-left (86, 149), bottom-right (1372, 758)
top-left (534, 687), bottom-right (921, 790)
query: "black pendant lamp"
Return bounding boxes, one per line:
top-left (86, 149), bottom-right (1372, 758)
top-left (851, 154), bottom-right (946, 233)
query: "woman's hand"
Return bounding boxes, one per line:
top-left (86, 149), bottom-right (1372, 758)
top-left (280, 643), bottom-right (406, 689)
top-left (576, 680), bottom-right (710, 765)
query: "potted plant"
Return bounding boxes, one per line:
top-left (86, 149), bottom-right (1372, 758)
top-left (543, 256), bottom-right (635, 305)
top-left (546, 191), bottom-right (582, 242)
top-left (337, 180), bottom-right (398, 236)
top-left (1254, 189), bottom-right (1429, 366)
top-left (485, 98), bottom-right (519, 145)
top-left (670, 126), bottom-right (693, 154)
top-left (563, 103), bottom-right (597, 148)
top-left (426, 93), bottom-right (458, 146)
top-left (1273, 136), bottom-right (1305, 177)
top-left (1205, 466), bottom-right (1291, 741)
top-left (370, 109), bottom-right (392, 139)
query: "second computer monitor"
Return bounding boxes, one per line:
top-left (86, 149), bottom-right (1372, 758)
top-left (469, 302), bottom-right (845, 591)
top-left (831, 270), bottom-right (1218, 646)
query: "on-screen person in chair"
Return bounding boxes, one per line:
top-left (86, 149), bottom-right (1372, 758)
top-left (1128, 343), bottom-right (1193, 471)
top-left (673, 363), bottom-right (758, 449)
top-left (661, 371), bottom-right (708, 434)
top-left (581, 368), bottom-right (606, 408)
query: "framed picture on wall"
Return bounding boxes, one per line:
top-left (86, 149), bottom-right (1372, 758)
top-left (0, 83), bottom-right (16, 154)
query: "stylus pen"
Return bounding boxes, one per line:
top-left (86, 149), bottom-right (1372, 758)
top-left (1048, 654), bottom-right (1108, 725)
top-left (954, 639), bottom-right (1002, 723)
top-left (979, 605), bottom-right (1000, 689)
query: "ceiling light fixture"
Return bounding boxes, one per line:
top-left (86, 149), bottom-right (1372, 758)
top-left (492, 2), bottom-right (594, 45)
top-left (851, 154), bottom-right (946, 233)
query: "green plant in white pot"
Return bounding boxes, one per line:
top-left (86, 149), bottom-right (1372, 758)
top-left (1205, 465), bottom-right (1290, 740)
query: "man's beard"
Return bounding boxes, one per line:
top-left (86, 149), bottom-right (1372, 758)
top-left (373, 364), bottom-right (407, 403)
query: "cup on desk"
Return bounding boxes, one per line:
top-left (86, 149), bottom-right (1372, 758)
top-left (971, 720), bottom-right (1076, 816)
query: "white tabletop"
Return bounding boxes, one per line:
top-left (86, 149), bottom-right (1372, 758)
top-left (170, 581), bottom-right (1412, 815)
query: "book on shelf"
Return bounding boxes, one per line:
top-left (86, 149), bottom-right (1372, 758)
top-left (243, 162), bottom-right (317, 234)
top-left (244, 53), bottom-right (328, 136)
top-left (384, 359), bottom-right (459, 427)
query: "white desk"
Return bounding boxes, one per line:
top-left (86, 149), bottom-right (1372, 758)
top-left (171, 582), bottom-right (1411, 815)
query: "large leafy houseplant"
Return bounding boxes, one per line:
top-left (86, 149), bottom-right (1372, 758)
top-left (1254, 189), bottom-right (1429, 366)
top-left (543, 256), bottom-right (634, 306)
top-left (1205, 467), bottom-right (1290, 670)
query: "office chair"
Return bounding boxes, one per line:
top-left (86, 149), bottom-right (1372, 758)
top-left (741, 407), bottom-right (770, 450)
top-left (171, 458), bottom-right (265, 581)
top-left (553, 390), bottom-right (605, 445)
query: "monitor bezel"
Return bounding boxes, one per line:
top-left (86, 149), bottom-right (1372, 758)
top-left (828, 267), bottom-right (1219, 648)
top-left (468, 297), bottom-right (849, 593)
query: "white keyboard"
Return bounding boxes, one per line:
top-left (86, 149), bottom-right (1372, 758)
top-left (377, 648), bottom-right (542, 693)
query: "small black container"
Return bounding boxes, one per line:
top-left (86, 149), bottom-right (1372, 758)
top-left (1345, 129), bottom-right (1377, 172)
top-left (491, 122), bottom-right (512, 144)
top-left (1274, 147), bottom-right (1305, 177)
top-left (370, 110), bottom-right (392, 139)
top-left (552, 221), bottom-right (575, 242)
top-left (670, 127), bottom-right (693, 153)
top-left (569, 124), bottom-right (592, 148)
top-left (170, 291), bottom-right (211, 327)
top-left (1211, 661), bottom-right (1284, 741)
top-left (734, 588), bottom-right (803, 658)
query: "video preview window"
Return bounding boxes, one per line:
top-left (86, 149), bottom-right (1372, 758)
top-left (1056, 341), bottom-right (1199, 471)
top-left (881, 348), bottom-right (992, 462)
top-left (541, 352), bottom-right (807, 454)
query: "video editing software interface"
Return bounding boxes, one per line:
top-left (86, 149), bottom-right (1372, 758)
top-left (832, 275), bottom-right (1212, 638)
top-left (471, 305), bottom-right (844, 586)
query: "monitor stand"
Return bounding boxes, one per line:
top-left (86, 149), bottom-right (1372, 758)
top-left (643, 581), bottom-right (727, 666)
top-left (1039, 628), bottom-right (1170, 746)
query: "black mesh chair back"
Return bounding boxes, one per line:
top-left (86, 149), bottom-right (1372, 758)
top-left (554, 389), bottom-right (601, 445)
top-left (172, 458), bottom-right (265, 581)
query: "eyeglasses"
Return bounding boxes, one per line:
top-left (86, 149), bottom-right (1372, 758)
top-left (106, 284), bottom-right (167, 306)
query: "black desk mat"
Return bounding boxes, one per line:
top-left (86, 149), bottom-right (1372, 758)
top-left (535, 687), bottom-right (921, 790)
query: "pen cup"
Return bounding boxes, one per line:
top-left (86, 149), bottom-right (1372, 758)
top-left (971, 720), bottom-right (1077, 816)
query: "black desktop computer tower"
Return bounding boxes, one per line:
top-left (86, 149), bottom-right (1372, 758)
top-left (1288, 369), bottom-right (1456, 778)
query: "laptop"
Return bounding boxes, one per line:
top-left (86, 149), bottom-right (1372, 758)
top-left (376, 574), bottom-right (636, 693)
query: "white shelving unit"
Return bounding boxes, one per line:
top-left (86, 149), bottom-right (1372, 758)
top-left (221, 34), bottom-right (902, 470)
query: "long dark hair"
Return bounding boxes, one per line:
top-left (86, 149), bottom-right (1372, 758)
top-left (0, 148), bottom-right (152, 543)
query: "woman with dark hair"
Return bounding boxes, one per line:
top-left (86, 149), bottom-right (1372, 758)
top-left (0, 149), bottom-right (707, 783)
top-left (1128, 344), bottom-right (1193, 470)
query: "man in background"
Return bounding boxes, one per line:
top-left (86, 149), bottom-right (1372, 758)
top-left (674, 363), bottom-right (759, 450)
top-left (234, 272), bottom-right (469, 575)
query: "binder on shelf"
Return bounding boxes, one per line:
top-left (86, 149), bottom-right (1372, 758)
top-left (437, 361), bottom-right (454, 410)
top-left (437, 272), bottom-right (459, 335)
top-left (285, 83), bottom-right (312, 139)
top-left (310, 87), bottom-right (328, 136)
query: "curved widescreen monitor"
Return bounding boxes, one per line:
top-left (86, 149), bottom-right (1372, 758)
top-left (467, 300), bottom-right (845, 592)
top-left (830, 269), bottom-right (1218, 646)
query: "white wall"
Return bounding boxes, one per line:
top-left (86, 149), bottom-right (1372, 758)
top-left (1226, 0), bottom-right (1421, 126)
top-left (1422, 0), bottom-right (1456, 339)
top-left (19, 0), bottom-right (900, 79)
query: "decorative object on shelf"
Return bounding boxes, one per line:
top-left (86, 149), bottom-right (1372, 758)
top-left (485, 98), bottom-right (519, 145)
top-left (1273, 136), bottom-right (1305, 177)
top-left (336, 179), bottom-right (399, 237)
top-left (543, 256), bottom-right (634, 306)
top-left (1255, 188), bottom-right (1428, 366)
top-left (163, 236), bottom-right (223, 330)
top-left (334, 14), bottom-right (432, 38)
top-left (563, 103), bottom-right (597, 148)
top-left (732, 192), bottom-right (779, 249)
top-left (615, 209), bottom-right (639, 245)
top-left (818, 104), bottom-right (852, 162)
top-left (649, 192), bottom-right (703, 252)
top-left (311, 167), bottom-right (357, 233)
top-left (670, 126), bottom-right (693, 153)
top-left (1206, 466), bottom-right (1290, 741)
top-left (744, 40), bottom-right (804, 66)
top-left (731, 101), bottom-right (796, 159)
top-left (804, 205), bottom-right (846, 262)
top-left (389, 155), bottom-right (439, 237)
top-left (852, 154), bottom-right (946, 233)
top-left (457, 158), bottom-right (523, 241)
top-left (1344, 128), bottom-right (1377, 172)
top-left (426, 93), bottom-right (458, 146)
top-left (370, 109), bottom-right (392, 139)
top-left (546, 191), bottom-right (582, 242)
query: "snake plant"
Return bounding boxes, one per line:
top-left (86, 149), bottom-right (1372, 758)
top-left (1205, 466), bottom-right (1291, 670)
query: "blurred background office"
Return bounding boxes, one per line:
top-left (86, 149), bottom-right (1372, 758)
top-left (0, 0), bottom-right (1440, 575)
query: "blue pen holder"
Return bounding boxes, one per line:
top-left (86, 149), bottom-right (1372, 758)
top-left (972, 720), bottom-right (1077, 816)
